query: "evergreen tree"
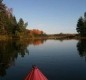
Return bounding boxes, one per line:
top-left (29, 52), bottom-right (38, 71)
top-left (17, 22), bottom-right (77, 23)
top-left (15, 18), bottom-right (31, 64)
top-left (0, 0), bottom-right (7, 34)
top-left (18, 18), bottom-right (25, 32)
top-left (0, 1), bottom-right (28, 36)
top-left (84, 12), bottom-right (86, 30)
top-left (76, 17), bottom-right (84, 36)
top-left (76, 12), bottom-right (86, 37)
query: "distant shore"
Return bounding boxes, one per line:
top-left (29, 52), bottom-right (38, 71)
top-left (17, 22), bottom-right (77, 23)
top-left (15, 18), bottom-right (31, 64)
top-left (0, 34), bottom-right (86, 41)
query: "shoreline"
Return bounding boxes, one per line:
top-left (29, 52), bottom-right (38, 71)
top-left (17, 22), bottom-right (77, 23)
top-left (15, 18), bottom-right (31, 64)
top-left (0, 35), bottom-right (86, 41)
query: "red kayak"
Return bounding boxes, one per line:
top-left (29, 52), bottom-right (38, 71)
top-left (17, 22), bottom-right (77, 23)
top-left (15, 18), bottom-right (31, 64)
top-left (25, 65), bottom-right (48, 80)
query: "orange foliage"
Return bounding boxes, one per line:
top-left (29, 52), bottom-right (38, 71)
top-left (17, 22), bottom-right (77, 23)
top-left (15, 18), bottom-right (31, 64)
top-left (32, 29), bottom-right (43, 35)
top-left (28, 29), bottom-right (44, 35)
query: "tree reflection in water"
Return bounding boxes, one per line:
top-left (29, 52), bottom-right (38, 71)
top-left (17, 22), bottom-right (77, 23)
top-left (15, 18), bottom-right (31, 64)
top-left (77, 39), bottom-right (86, 61)
top-left (0, 40), bottom-right (29, 77)
top-left (0, 39), bottom-right (46, 77)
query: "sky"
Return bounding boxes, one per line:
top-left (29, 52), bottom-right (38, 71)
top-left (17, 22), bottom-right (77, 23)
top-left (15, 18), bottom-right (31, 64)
top-left (3, 0), bottom-right (86, 34)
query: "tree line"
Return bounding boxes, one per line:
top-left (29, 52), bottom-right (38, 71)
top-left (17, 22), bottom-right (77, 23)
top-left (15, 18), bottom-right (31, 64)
top-left (0, 0), bottom-right (28, 37)
top-left (0, 0), bottom-right (46, 39)
top-left (76, 12), bottom-right (86, 37)
top-left (1, 0), bottom-right (86, 39)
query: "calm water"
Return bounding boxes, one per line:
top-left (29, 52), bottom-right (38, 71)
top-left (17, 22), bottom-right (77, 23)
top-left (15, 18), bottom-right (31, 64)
top-left (0, 39), bottom-right (86, 80)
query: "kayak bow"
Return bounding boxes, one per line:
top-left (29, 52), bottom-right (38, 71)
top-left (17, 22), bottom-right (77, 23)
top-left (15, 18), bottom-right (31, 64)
top-left (25, 65), bottom-right (48, 80)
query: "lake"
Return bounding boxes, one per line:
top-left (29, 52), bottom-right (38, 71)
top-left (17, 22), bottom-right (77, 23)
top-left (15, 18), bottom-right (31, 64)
top-left (0, 39), bottom-right (86, 80)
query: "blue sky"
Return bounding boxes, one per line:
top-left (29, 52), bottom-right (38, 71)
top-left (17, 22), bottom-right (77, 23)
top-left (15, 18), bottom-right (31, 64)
top-left (3, 0), bottom-right (86, 34)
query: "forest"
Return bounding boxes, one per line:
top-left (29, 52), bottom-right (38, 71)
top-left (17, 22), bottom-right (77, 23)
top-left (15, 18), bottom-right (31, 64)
top-left (0, 0), bottom-right (86, 40)
top-left (0, 0), bottom-right (46, 40)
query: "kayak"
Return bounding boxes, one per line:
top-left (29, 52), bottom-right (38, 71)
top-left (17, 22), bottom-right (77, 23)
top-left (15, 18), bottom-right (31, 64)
top-left (25, 65), bottom-right (48, 80)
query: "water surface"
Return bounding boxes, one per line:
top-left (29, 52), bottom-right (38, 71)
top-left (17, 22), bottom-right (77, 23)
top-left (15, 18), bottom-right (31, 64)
top-left (0, 39), bottom-right (86, 80)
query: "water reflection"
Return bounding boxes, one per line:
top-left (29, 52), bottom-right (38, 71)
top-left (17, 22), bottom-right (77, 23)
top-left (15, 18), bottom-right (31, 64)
top-left (0, 40), bottom-right (29, 77)
top-left (33, 39), bottom-right (46, 45)
top-left (1, 39), bottom-right (86, 80)
top-left (0, 39), bottom-right (46, 77)
top-left (77, 39), bottom-right (86, 60)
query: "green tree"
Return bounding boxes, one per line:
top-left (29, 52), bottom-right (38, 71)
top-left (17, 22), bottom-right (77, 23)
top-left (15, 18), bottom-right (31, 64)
top-left (0, 1), bottom-right (14, 35)
top-left (16, 18), bottom-right (28, 37)
top-left (84, 12), bottom-right (86, 30)
top-left (18, 18), bottom-right (28, 32)
top-left (10, 16), bottom-right (17, 34)
top-left (76, 17), bottom-right (84, 36)
top-left (76, 12), bottom-right (86, 37)
top-left (18, 18), bottom-right (25, 32)
top-left (0, 9), bottom-right (7, 34)
top-left (0, 0), bottom-right (28, 38)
